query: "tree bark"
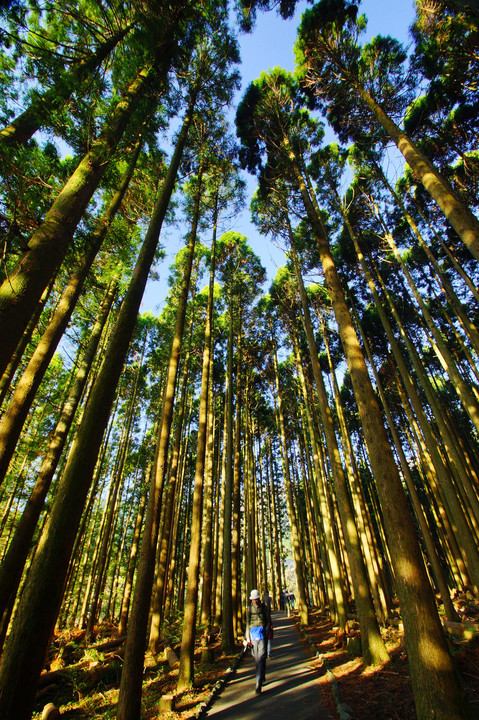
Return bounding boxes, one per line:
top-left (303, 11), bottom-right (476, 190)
top-left (0, 46), bottom-right (168, 379)
top-left (290, 149), bottom-right (470, 718)
top-left (0, 90), bottom-right (190, 720)
top-left (0, 281), bottom-right (115, 629)
top-left (0, 25), bottom-right (132, 146)
top-left (116, 144), bottom-right (201, 719)
top-left (0, 139), bottom-right (141, 484)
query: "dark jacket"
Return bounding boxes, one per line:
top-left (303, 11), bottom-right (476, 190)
top-left (246, 601), bottom-right (271, 642)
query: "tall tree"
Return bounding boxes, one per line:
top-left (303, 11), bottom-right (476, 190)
top-left (0, 0), bottom-right (197, 379)
top-left (177, 166), bottom-right (213, 691)
top-left (0, 138), bottom-right (143, 484)
top-left (237, 66), bottom-right (471, 718)
top-left (117, 22), bottom-right (241, 715)
top-left (216, 230), bottom-right (266, 634)
top-left (0, 74), bottom-right (198, 720)
top-left (295, 0), bottom-right (479, 262)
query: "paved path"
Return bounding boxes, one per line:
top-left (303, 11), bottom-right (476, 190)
top-left (206, 612), bottom-right (330, 719)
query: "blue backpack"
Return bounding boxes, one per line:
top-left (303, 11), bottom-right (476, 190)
top-left (250, 625), bottom-right (264, 642)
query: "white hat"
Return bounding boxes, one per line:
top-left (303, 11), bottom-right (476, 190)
top-left (250, 589), bottom-right (260, 600)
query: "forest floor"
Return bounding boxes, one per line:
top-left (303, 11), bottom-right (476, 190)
top-left (32, 617), bottom-right (245, 720)
top-left (297, 603), bottom-right (479, 720)
top-left (32, 598), bottom-right (479, 720)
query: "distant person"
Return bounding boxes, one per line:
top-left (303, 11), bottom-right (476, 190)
top-left (279, 590), bottom-right (285, 612)
top-left (263, 591), bottom-right (273, 658)
top-left (267, 623), bottom-right (273, 659)
top-left (244, 588), bottom-right (271, 695)
top-left (289, 592), bottom-right (295, 609)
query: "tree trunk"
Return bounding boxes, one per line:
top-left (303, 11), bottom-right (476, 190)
top-left (353, 79), bottom-right (479, 262)
top-left (214, 404), bottom-right (227, 626)
top-left (0, 278), bottom-right (54, 408)
top-left (0, 46), bottom-right (167, 379)
top-left (0, 25), bottom-right (132, 146)
top-left (232, 351), bottom-right (243, 636)
top-left (200, 201), bottom-right (218, 628)
top-left (0, 281), bottom-right (115, 629)
top-left (178, 165), bottom-right (213, 690)
top-left (0, 91), bottom-right (190, 720)
top-left (116, 144), bottom-right (201, 719)
top-left (221, 306), bottom-right (235, 651)
top-left (0, 139), bottom-right (141, 484)
top-left (291, 151), bottom-right (470, 717)
top-left (148, 353), bottom-right (192, 651)
top-left (267, 437), bottom-right (284, 610)
top-left (271, 335), bottom-right (309, 626)
top-left (118, 489), bottom-right (147, 636)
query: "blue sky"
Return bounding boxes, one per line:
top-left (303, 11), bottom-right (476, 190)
top-left (142, 0), bottom-right (417, 313)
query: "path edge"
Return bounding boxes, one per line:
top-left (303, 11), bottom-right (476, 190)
top-left (293, 615), bottom-right (352, 720)
top-left (186, 646), bottom-right (246, 719)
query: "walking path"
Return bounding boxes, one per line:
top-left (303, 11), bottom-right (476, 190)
top-left (206, 611), bottom-right (330, 719)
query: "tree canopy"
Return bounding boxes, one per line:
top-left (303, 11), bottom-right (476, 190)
top-left (0, 2), bottom-right (478, 719)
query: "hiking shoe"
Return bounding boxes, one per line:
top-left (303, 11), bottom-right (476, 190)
top-left (255, 685), bottom-right (262, 694)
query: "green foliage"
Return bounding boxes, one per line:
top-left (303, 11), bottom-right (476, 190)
top-left (217, 230), bottom-right (266, 306)
top-left (1, 7), bottom-right (479, 720)
top-left (405, 2), bottom-right (479, 196)
top-left (234, 0), bottom-right (306, 31)
top-left (82, 647), bottom-right (105, 664)
top-left (296, 1), bottom-right (413, 143)
top-left (237, 67), bottom-right (322, 176)
top-left (0, 140), bottom-right (65, 277)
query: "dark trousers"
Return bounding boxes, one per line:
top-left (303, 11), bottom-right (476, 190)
top-left (251, 637), bottom-right (267, 688)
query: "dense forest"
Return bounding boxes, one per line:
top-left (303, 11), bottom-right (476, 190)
top-left (0, 0), bottom-right (479, 718)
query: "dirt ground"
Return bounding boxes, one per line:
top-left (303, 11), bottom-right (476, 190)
top-left (33, 604), bottom-right (479, 719)
top-left (33, 625), bottom-right (243, 720)
top-left (299, 609), bottom-right (479, 720)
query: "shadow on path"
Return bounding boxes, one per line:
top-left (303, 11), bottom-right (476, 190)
top-left (206, 612), bottom-right (330, 719)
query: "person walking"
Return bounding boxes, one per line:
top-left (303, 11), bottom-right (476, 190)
top-left (262, 590), bottom-right (272, 612)
top-left (262, 591), bottom-right (273, 658)
top-left (244, 589), bottom-right (271, 695)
